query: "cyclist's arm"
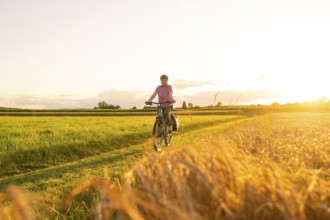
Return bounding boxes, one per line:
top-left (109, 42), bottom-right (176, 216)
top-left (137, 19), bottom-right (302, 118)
top-left (168, 86), bottom-right (175, 103)
top-left (167, 93), bottom-right (175, 103)
top-left (147, 89), bottom-right (157, 102)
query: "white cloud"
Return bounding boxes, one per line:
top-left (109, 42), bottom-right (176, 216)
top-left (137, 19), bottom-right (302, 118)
top-left (0, 89), bottom-right (150, 109)
top-left (173, 79), bottom-right (217, 90)
top-left (0, 86), bottom-right (325, 110)
top-left (177, 88), bottom-right (288, 106)
top-left (256, 73), bottom-right (272, 81)
top-left (0, 95), bottom-right (97, 109)
top-left (96, 89), bottom-right (149, 108)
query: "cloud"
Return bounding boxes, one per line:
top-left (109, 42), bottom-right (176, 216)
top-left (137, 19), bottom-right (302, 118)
top-left (0, 90), bottom-right (150, 109)
top-left (58, 94), bottom-right (76, 98)
top-left (0, 97), bottom-right (22, 109)
top-left (0, 87), bottom-right (292, 110)
top-left (256, 73), bottom-right (272, 81)
top-left (96, 89), bottom-right (149, 108)
top-left (3, 95), bottom-right (99, 109)
top-left (173, 79), bottom-right (218, 90)
top-left (177, 88), bottom-right (288, 106)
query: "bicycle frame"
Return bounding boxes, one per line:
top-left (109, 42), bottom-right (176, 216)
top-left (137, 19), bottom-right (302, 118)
top-left (147, 101), bottom-right (175, 151)
top-left (155, 105), bottom-right (165, 131)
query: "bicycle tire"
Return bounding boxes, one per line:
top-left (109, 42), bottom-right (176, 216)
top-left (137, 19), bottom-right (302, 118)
top-left (153, 121), bottom-right (163, 151)
top-left (165, 131), bottom-right (172, 146)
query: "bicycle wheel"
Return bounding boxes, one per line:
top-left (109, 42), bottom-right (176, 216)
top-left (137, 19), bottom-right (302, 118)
top-left (165, 131), bottom-right (172, 146)
top-left (153, 121), bottom-right (164, 151)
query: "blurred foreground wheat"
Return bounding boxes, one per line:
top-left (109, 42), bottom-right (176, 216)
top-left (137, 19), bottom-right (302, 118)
top-left (0, 186), bottom-right (33, 220)
top-left (67, 113), bottom-right (330, 220)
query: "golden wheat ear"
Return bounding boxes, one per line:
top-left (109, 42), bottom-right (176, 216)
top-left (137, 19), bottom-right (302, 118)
top-left (0, 185), bottom-right (33, 220)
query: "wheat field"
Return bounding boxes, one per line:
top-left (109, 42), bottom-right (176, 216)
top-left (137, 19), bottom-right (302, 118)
top-left (1, 113), bottom-right (329, 219)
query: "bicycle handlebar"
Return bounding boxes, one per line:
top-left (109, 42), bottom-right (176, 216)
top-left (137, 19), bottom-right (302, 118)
top-left (145, 100), bottom-right (175, 105)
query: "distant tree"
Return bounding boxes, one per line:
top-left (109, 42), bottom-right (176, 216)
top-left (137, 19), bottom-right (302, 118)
top-left (98, 101), bottom-right (109, 109)
top-left (131, 106), bottom-right (137, 109)
top-left (314, 97), bottom-right (328, 104)
top-left (188, 103), bottom-right (193, 109)
top-left (97, 101), bottom-right (121, 109)
top-left (182, 101), bottom-right (187, 109)
top-left (216, 102), bottom-right (222, 107)
top-left (271, 102), bottom-right (280, 106)
top-left (194, 105), bottom-right (200, 109)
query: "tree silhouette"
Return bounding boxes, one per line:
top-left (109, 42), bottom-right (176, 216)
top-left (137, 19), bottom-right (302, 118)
top-left (182, 101), bottom-right (187, 109)
top-left (98, 101), bottom-right (109, 109)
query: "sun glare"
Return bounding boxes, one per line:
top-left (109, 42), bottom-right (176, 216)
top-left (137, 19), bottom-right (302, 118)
top-left (273, 75), bottom-right (328, 103)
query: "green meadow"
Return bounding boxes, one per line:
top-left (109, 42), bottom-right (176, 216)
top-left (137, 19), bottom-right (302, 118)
top-left (0, 114), bottom-right (245, 218)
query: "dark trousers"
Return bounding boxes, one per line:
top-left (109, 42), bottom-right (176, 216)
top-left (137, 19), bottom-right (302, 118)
top-left (162, 106), bottom-right (173, 127)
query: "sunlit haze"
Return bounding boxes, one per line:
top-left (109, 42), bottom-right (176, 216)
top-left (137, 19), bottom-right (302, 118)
top-left (0, 0), bottom-right (329, 109)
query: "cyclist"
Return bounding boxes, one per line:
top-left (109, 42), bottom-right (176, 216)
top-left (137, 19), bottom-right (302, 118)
top-left (145, 74), bottom-right (176, 131)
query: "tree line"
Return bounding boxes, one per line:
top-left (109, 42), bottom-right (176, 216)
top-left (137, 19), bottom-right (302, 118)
top-left (96, 101), bottom-right (121, 109)
top-left (95, 97), bottom-right (328, 110)
top-left (181, 101), bottom-right (222, 109)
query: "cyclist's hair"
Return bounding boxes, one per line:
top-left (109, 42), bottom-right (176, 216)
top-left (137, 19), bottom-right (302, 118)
top-left (160, 74), bottom-right (168, 80)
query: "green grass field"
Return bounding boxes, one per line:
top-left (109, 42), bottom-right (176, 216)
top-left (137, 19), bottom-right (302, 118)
top-left (0, 114), bottom-right (245, 219)
top-left (0, 115), bottom-right (243, 177)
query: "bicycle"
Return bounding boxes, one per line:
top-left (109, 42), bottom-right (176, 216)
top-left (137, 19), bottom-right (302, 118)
top-left (145, 101), bottom-right (177, 151)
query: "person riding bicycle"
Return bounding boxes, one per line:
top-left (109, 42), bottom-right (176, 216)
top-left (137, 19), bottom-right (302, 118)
top-left (145, 74), bottom-right (176, 131)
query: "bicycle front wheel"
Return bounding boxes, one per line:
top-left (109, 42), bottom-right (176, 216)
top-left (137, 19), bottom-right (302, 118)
top-left (165, 131), bottom-right (172, 146)
top-left (153, 121), bottom-right (164, 151)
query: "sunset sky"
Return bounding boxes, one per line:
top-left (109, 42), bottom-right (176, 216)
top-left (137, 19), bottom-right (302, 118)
top-left (0, 0), bottom-right (329, 109)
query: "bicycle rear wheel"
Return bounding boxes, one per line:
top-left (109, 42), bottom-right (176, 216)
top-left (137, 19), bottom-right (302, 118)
top-left (153, 121), bottom-right (164, 151)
